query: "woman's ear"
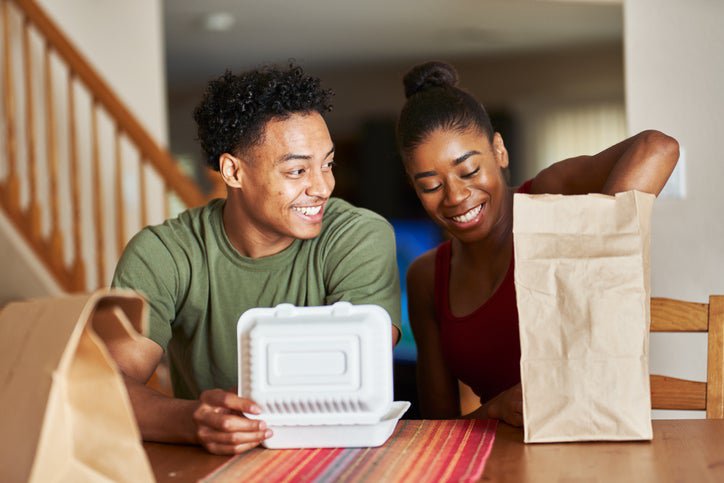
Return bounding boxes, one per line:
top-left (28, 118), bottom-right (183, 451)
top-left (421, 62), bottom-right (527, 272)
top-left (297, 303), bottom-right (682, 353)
top-left (219, 153), bottom-right (243, 188)
top-left (492, 132), bottom-right (509, 170)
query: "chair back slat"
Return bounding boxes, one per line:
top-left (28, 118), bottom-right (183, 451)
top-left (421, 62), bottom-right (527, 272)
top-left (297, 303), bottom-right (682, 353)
top-left (649, 295), bottom-right (723, 418)
top-left (706, 296), bottom-right (724, 418)
top-left (650, 298), bottom-right (708, 332)
top-left (650, 375), bottom-right (706, 410)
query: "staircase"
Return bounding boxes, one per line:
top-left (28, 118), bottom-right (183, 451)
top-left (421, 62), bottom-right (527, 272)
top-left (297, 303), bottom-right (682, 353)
top-left (0, 0), bottom-right (210, 299)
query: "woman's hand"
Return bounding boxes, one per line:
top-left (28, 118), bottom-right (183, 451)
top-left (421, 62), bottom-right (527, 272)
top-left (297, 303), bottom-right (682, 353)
top-left (193, 389), bottom-right (272, 455)
top-left (483, 383), bottom-right (523, 427)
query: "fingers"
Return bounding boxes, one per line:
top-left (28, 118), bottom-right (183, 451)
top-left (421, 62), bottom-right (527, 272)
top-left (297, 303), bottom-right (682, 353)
top-left (195, 406), bottom-right (264, 431)
top-left (194, 388), bottom-right (272, 455)
top-left (200, 388), bottom-right (261, 415)
top-left (198, 424), bottom-right (272, 446)
top-left (204, 441), bottom-right (262, 455)
top-left (507, 412), bottom-right (524, 427)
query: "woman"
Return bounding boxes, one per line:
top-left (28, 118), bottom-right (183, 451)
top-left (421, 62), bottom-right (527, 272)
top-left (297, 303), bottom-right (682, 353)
top-left (397, 61), bottom-right (678, 425)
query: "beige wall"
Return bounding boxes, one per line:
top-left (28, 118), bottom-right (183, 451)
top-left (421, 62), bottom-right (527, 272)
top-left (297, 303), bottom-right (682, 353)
top-left (0, 212), bottom-right (62, 306)
top-left (625, 0), bottom-right (724, 417)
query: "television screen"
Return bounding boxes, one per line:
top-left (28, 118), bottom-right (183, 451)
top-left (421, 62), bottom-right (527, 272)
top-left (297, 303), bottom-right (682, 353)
top-left (390, 218), bottom-right (443, 362)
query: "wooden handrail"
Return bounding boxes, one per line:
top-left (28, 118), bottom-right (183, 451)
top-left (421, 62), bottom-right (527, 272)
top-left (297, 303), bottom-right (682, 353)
top-left (12, 0), bottom-right (205, 208)
top-left (0, 0), bottom-right (211, 293)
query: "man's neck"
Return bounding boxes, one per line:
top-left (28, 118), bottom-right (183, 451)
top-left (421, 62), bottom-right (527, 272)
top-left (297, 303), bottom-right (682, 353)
top-left (222, 198), bottom-right (295, 259)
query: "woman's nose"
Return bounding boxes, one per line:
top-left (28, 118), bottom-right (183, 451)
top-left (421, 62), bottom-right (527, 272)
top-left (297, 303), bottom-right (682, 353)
top-left (444, 178), bottom-right (470, 205)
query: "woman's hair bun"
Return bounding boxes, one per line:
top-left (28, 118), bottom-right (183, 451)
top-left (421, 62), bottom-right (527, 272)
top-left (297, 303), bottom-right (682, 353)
top-left (403, 61), bottom-right (458, 99)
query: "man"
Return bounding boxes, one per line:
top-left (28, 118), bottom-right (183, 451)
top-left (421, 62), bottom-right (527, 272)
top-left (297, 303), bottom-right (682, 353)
top-left (109, 64), bottom-right (401, 455)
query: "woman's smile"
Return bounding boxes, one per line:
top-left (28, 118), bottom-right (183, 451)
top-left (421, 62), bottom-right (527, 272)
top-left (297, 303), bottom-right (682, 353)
top-left (448, 202), bottom-right (485, 227)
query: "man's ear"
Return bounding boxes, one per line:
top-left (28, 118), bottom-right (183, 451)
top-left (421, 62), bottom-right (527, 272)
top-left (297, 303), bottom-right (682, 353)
top-left (492, 132), bottom-right (509, 170)
top-left (219, 153), bottom-right (243, 188)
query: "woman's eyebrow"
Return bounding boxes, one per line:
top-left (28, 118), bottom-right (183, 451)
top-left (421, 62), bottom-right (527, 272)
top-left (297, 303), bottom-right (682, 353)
top-left (413, 170), bottom-right (437, 180)
top-left (413, 149), bottom-right (482, 179)
top-left (452, 150), bottom-right (481, 166)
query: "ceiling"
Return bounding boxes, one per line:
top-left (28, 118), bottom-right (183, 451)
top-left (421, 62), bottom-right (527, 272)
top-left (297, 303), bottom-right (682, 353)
top-left (164, 0), bottom-right (623, 92)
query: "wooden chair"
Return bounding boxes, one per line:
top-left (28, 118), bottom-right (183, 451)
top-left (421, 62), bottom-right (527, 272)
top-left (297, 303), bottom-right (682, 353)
top-left (457, 296), bottom-right (724, 418)
top-left (650, 296), bottom-right (724, 418)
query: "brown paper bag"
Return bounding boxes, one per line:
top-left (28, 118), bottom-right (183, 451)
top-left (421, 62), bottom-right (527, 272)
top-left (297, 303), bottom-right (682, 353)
top-left (513, 190), bottom-right (655, 443)
top-left (0, 290), bottom-right (154, 482)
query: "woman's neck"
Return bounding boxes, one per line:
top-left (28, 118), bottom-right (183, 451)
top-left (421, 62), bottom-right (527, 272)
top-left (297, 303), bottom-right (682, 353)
top-left (454, 184), bottom-right (514, 266)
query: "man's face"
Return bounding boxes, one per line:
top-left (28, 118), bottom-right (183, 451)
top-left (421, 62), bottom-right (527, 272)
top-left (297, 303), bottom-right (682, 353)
top-left (232, 112), bottom-right (336, 246)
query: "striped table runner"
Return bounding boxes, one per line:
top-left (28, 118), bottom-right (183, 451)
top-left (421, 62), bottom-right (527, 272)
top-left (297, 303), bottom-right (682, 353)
top-left (201, 419), bottom-right (497, 482)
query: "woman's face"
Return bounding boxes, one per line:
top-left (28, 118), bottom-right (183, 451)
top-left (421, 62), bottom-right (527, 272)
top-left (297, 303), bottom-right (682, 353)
top-left (405, 127), bottom-right (510, 243)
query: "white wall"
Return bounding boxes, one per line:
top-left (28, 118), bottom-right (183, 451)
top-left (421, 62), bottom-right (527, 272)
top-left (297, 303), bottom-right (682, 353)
top-left (0, 212), bottom-right (62, 306)
top-left (625, 0), bottom-right (724, 417)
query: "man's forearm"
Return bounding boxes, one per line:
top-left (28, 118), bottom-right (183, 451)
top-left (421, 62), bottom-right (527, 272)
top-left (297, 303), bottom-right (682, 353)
top-left (125, 376), bottom-right (199, 444)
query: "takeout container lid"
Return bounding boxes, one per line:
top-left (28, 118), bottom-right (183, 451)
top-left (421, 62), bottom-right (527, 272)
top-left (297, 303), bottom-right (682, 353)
top-left (237, 302), bottom-right (397, 426)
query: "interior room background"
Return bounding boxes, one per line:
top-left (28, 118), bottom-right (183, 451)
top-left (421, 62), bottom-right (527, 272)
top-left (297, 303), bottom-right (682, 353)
top-left (2, 0), bottom-right (721, 420)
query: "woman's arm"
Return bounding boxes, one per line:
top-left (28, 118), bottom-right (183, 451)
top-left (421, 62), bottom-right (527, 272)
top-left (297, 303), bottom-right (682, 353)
top-left (531, 130), bottom-right (679, 196)
top-left (463, 384), bottom-right (523, 426)
top-left (407, 250), bottom-right (460, 419)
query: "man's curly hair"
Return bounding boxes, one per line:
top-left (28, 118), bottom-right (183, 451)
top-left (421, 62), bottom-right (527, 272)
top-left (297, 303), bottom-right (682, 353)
top-left (193, 64), bottom-right (334, 171)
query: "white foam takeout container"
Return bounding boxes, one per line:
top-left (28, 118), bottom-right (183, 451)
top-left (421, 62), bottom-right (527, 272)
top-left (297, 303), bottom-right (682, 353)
top-left (237, 302), bottom-right (409, 448)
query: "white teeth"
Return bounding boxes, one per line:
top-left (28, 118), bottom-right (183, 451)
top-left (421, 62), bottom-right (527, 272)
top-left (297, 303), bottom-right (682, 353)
top-left (293, 205), bottom-right (322, 216)
top-left (451, 204), bottom-right (482, 223)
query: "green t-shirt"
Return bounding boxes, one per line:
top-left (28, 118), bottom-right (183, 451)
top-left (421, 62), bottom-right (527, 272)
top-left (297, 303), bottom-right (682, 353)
top-left (112, 197), bottom-right (401, 399)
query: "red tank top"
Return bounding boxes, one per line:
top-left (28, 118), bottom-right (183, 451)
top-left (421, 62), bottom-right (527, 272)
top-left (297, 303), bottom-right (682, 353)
top-left (433, 180), bottom-right (532, 403)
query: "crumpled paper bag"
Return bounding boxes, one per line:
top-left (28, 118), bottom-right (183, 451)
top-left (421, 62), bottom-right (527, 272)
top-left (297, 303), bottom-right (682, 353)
top-left (0, 290), bottom-right (155, 482)
top-left (513, 190), bottom-right (654, 443)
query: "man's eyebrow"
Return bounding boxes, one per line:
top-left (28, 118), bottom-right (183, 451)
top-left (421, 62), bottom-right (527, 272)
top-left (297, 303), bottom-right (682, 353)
top-left (275, 145), bottom-right (335, 164)
top-left (453, 150), bottom-right (481, 166)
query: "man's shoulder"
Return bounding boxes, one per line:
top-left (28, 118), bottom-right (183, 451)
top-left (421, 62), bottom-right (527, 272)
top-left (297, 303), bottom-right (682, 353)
top-left (311, 198), bottom-right (394, 258)
top-left (130, 199), bottom-right (222, 250)
top-left (322, 198), bottom-right (391, 233)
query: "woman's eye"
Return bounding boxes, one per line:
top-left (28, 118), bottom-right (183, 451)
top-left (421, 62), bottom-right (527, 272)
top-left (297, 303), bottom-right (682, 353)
top-left (461, 167), bottom-right (480, 179)
top-left (421, 184), bottom-right (442, 194)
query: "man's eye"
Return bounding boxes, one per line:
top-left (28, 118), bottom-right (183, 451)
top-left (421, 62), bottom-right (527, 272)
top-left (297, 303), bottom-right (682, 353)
top-left (421, 184), bottom-right (442, 194)
top-left (323, 160), bottom-right (336, 170)
top-left (288, 169), bottom-right (305, 176)
top-left (461, 167), bottom-right (480, 179)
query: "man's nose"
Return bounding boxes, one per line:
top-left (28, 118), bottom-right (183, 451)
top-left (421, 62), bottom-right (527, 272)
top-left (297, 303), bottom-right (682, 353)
top-left (306, 168), bottom-right (333, 199)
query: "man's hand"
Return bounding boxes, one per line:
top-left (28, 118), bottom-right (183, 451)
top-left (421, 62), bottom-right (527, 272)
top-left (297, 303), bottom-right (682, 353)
top-left (193, 389), bottom-right (272, 455)
top-left (484, 383), bottom-right (523, 427)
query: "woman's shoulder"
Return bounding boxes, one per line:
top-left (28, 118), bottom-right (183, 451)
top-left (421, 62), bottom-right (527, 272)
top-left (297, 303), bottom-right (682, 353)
top-left (407, 247), bottom-right (439, 294)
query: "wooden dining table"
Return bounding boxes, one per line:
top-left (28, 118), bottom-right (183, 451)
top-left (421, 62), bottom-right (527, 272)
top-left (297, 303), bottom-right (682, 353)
top-left (144, 419), bottom-right (724, 482)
